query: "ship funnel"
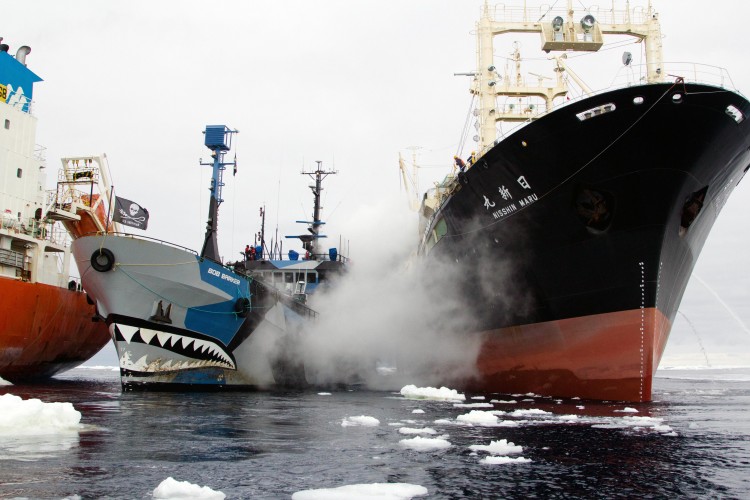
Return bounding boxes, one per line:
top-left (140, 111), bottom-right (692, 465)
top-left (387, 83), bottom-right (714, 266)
top-left (0, 43), bottom-right (9, 53)
top-left (16, 46), bottom-right (31, 65)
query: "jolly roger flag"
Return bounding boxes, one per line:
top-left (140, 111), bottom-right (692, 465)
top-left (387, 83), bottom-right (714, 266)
top-left (112, 196), bottom-right (149, 230)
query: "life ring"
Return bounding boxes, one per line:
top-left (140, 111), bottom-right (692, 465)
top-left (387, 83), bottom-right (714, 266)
top-left (234, 297), bottom-right (250, 317)
top-left (90, 248), bottom-right (115, 272)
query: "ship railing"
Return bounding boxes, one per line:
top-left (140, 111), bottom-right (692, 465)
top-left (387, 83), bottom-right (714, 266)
top-left (484, 61), bottom-right (743, 154)
top-left (34, 144), bottom-right (46, 163)
top-left (84, 231), bottom-right (200, 256)
top-left (0, 247), bottom-right (25, 269)
top-left (256, 251), bottom-right (350, 264)
top-left (485, 3), bottom-right (649, 25)
top-left (248, 275), bottom-right (319, 320)
top-left (608, 62), bottom-right (738, 93)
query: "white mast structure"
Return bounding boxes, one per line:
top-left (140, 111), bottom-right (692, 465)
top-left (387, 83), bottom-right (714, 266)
top-left (473, 0), bottom-right (663, 154)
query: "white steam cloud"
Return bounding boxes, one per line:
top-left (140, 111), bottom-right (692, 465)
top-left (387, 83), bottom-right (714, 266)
top-left (299, 192), bottom-right (483, 390)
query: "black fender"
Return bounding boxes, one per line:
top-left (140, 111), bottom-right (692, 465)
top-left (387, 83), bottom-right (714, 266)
top-left (90, 248), bottom-right (115, 272)
top-left (234, 297), bottom-right (251, 318)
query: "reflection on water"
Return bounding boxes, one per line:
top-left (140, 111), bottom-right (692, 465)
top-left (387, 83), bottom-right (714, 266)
top-left (0, 368), bottom-right (748, 498)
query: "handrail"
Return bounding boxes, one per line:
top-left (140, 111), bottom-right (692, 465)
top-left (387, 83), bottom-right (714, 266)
top-left (80, 231), bottom-right (199, 256)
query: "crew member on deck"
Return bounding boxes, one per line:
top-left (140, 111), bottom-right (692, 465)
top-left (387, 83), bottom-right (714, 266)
top-left (244, 244), bottom-right (252, 261)
top-left (454, 155), bottom-right (466, 172)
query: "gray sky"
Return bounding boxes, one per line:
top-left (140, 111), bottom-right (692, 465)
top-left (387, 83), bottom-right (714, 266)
top-left (6, 0), bottom-right (750, 367)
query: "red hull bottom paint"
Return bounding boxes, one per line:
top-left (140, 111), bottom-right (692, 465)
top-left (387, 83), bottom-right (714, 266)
top-left (469, 308), bottom-right (671, 402)
top-left (0, 278), bottom-right (110, 381)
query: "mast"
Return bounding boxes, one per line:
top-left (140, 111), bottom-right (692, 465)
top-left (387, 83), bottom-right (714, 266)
top-left (472, 0), bottom-right (663, 154)
top-left (258, 205), bottom-right (266, 256)
top-left (286, 161), bottom-right (337, 258)
top-left (199, 125), bottom-right (238, 262)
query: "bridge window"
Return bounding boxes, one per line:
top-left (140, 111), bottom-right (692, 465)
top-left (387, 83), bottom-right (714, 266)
top-left (16, 168), bottom-right (22, 178)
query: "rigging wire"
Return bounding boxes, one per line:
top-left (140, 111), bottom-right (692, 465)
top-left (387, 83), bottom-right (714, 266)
top-left (456, 93), bottom-right (476, 158)
top-left (445, 81), bottom-right (703, 239)
top-left (536, 0), bottom-right (561, 22)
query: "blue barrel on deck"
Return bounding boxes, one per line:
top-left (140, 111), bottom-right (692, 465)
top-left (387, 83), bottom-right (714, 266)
top-left (204, 125), bottom-right (230, 151)
top-left (288, 250), bottom-right (299, 261)
top-left (329, 248), bottom-right (337, 262)
top-left (255, 245), bottom-right (263, 259)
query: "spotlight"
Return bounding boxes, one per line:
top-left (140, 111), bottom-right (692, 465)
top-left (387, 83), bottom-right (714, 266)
top-left (581, 14), bottom-right (595, 32)
top-left (552, 16), bottom-right (564, 31)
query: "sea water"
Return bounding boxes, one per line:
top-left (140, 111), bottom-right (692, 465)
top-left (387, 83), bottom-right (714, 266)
top-left (1, 367), bottom-right (749, 499)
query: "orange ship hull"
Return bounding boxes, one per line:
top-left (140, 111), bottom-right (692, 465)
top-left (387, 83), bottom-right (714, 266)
top-left (0, 278), bottom-right (110, 382)
top-left (468, 308), bottom-right (671, 402)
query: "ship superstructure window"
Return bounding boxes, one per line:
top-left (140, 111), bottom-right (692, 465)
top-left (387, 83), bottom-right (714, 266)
top-left (16, 168), bottom-right (22, 178)
top-left (273, 271), bottom-right (282, 283)
top-left (576, 103), bottom-right (615, 121)
top-left (306, 272), bottom-right (317, 283)
top-left (4, 119), bottom-right (9, 129)
top-left (426, 217), bottom-right (449, 251)
top-left (726, 105), bottom-right (744, 123)
top-left (284, 272), bottom-right (294, 284)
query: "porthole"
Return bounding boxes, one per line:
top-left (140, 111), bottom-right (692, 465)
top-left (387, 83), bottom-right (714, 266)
top-left (633, 96), bottom-right (644, 105)
top-left (672, 93), bottom-right (683, 104)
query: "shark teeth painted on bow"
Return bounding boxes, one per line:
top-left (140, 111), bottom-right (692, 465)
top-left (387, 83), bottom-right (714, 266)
top-left (113, 324), bottom-right (235, 370)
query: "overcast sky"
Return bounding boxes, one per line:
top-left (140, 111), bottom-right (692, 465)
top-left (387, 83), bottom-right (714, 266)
top-left (6, 0), bottom-right (750, 366)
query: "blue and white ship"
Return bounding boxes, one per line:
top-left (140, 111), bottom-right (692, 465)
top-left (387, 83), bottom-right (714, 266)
top-left (239, 161), bottom-right (347, 304)
top-left (73, 126), bottom-right (320, 389)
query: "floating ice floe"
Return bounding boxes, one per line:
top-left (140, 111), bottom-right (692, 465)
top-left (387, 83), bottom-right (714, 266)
top-left (292, 482), bottom-right (428, 499)
top-left (591, 415), bottom-right (676, 435)
top-left (0, 376), bottom-right (12, 386)
top-left (399, 436), bottom-right (451, 451)
top-left (398, 427), bottom-right (437, 435)
top-left (152, 477), bottom-right (225, 499)
top-left (400, 385), bottom-right (465, 402)
top-left (0, 393), bottom-right (82, 436)
top-left (508, 408), bottom-right (552, 418)
top-left (342, 415), bottom-right (380, 427)
top-left (457, 410), bottom-right (500, 426)
top-left (490, 399), bottom-right (517, 404)
top-left (614, 407), bottom-right (639, 413)
top-left (318, 392), bottom-right (332, 396)
top-left (469, 439), bottom-right (523, 455)
top-left (411, 409), bottom-right (425, 414)
top-left (480, 456), bottom-right (532, 465)
top-left (453, 402), bottom-right (494, 408)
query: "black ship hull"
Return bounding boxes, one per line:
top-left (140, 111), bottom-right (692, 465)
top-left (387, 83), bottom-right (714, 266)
top-left (421, 83), bottom-right (750, 401)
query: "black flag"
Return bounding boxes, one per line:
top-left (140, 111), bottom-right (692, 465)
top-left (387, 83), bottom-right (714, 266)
top-left (112, 196), bottom-right (149, 230)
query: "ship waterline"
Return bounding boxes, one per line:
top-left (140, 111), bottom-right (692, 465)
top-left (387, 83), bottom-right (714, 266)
top-left (469, 308), bottom-right (671, 401)
top-left (0, 279), bottom-right (104, 381)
